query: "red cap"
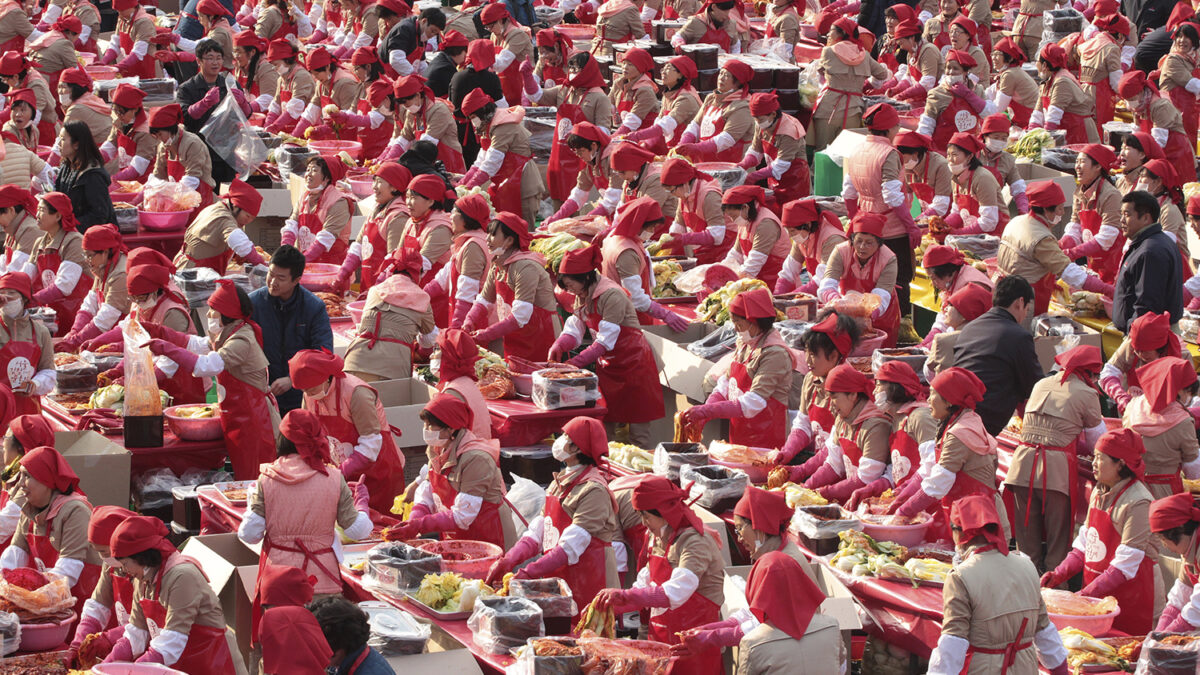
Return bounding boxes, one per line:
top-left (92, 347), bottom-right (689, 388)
top-left (480, 2), bottom-right (510, 23)
top-left (1039, 43), bottom-right (1067, 69)
top-left (563, 417), bottom-right (608, 464)
top-left (40, 192), bottom-right (77, 231)
top-left (666, 55), bottom-right (697, 81)
top-left (875, 360), bottom-right (923, 398)
top-left (1096, 428), bottom-right (1146, 479)
top-left (721, 59), bottom-right (753, 87)
top-left (931, 367), bottom-right (987, 409)
top-left (197, 0), bottom-right (232, 16)
top-left (994, 36), bottom-right (1025, 64)
top-left (306, 47), bottom-right (335, 71)
top-left (1144, 157), bottom-right (1178, 188)
top-left (1054, 344), bottom-right (1102, 384)
top-left (569, 121), bottom-right (609, 146)
top-left (442, 30), bottom-right (468, 49)
top-left (224, 178), bottom-right (262, 218)
top-left (126, 264), bottom-right (171, 296)
top-left (979, 114), bottom-right (1011, 137)
top-left (234, 30), bottom-right (268, 52)
top-left (88, 505), bottom-right (135, 547)
top-left (1026, 181), bottom-right (1064, 208)
top-left (278, 409), bottom-right (332, 473)
top-left (265, 39), bottom-right (297, 61)
top-left (722, 185), bottom-right (766, 206)
top-left (455, 192), bottom-right (490, 225)
top-left (945, 49), bottom-right (977, 69)
top-left (832, 16), bottom-right (858, 39)
top-left (660, 158), bottom-right (709, 186)
top-left (944, 282), bottom-right (992, 322)
top-left (467, 39), bottom-right (495, 71)
top-left (110, 83), bottom-right (147, 110)
top-left (20, 446), bottom-right (80, 494)
top-left (207, 279), bottom-right (249, 320)
top-left (621, 47), bottom-right (654, 74)
top-left (1151, 492), bottom-right (1200, 532)
top-left (393, 73), bottom-right (427, 99)
top-left (109, 515), bottom-right (175, 560)
top-left (1188, 194), bottom-right (1200, 217)
top-left (288, 348), bottom-right (345, 391)
top-left (732, 487), bottom-right (793, 536)
top-left (892, 18), bottom-right (922, 38)
top-left (60, 66), bottom-right (92, 89)
top-left (0, 53), bottom-right (28, 76)
top-left (1078, 143), bottom-right (1117, 171)
top-left (609, 142), bottom-right (657, 172)
top-left (863, 102), bottom-right (898, 131)
top-left (495, 211), bottom-right (532, 249)
top-left (1117, 70), bottom-right (1151, 100)
top-left (810, 312), bottom-right (852, 356)
top-left (824, 363), bottom-right (874, 396)
top-left (82, 224), bottom-right (124, 252)
top-left (749, 92), bottom-right (780, 116)
top-left (147, 103), bottom-right (182, 128)
top-left (6, 88), bottom-right (35, 111)
top-left (1135, 356), bottom-right (1197, 414)
top-left (373, 162), bottom-right (412, 193)
top-left (949, 15), bottom-right (976, 40)
top-left (558, 243), bottom-right (603, 275)
top-left (781, 199), bottom-right (819, 227)
top-left (52, 15), bottom-right (82, 33)
top-left (948, 132), bottom-right (983, 155)
top-left (894, 131), bottom-right (931, 150)
top-left (921, 244), bottom-right (965, 268)
top-left (950, 495), bottom-right (1007, 553)
top-left (728, 287), bottom-right (775, 319)
top-left (461, 88), bottom-right (494, 116)
top-left (849, 212), bottom-right (885, 238)
top-left (0, 186), bottom-right (36, 215)
top-left (366, 79), bottom-right (392, 107)
top-left (350, 46), bottom-right (380, 67)
top-left (0, 273), bottom-right (32, 301)
top-left (424, 391), bottom-right (474, 430)
top-left (407, 173), bottom-right (450, 202)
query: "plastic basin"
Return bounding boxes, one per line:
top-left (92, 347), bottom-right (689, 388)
top-left (849, 329), bottom-right (887, 358)
top-left (299, 263), bottom-right (340, 291)
top-left (348, 176), bottom-right (374, 199)
top-left (78, 52), bottom-right (96, 66)
top-left (85, 65), bottom-right (119, 81)
top-left (139, 210), bottom-right (190, 231)
top-left (163, 404), bottom-right (222, 441)
top-left (19, 612), bottom-right (75, 652)
top-left (411, 539), bottom-right (502, 579)
top-left (36, 145), bottom-right (52, 161)
top-left (93, 665), bottom-right (188, 674)
top-left (308, 139), bottom-right (363, 162)
top-left (556, 25), bottom-right (595, 41)
top-left (708, 446), bottom-right (772, 483)
top-left (348, 299), bottom-right (365, 325)
top-left (860, 515), bottom-right (931, 547)
top-left (512, 373), bottom-right (532, 396)
top-left (110, 187), bottom-right (142, 204)
top-left (1047, 610), bottom-right (1118, 636)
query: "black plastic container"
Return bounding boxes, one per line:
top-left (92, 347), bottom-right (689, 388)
top-left (124, 415), bottom-right (164, 448)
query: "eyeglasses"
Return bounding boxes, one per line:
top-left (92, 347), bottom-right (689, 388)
top-left (201, 54), bottom-right (223, 63)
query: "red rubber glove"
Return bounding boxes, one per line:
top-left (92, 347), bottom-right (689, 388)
top-left (671, 229), bottom-right (716, 247)
top-left (472, 316), bottom-right (520, 344)
top-left (340, 450), bottom-right (371, 480)
top-left (514, 545), bottom-right (569, 578)
top-left (594, 585), bottom-right (669, 613)
top-left (303, 240), bottom-right (328, 263)
top-left (229, 87), bottom-right (252, 116)
top-left (804, 463), bottom-right (842, 490)
top-left (461, 303), bottom-right (488, 333)
top-left (1040, 548), bottom-right (1084, 588)
top-left (548, 333), bottom-right (580, 362)
top-left (1157, 604), bottom-right (1183, 631)
top-left (682, 399), bottom-right (743, 423)
top-left (548, 198), bottom-right (581, 223)
top-left (817, 475), bottom-right (865, 504)
top-left (567, 341), bottom-right (607, 367)
top-left (894, 485), bottom-right (937, 518)
top-left (146, 338), bottom-right (199, 373)
top-left (786, 443), bottom-right (822, 480)
top-left (1165, 612), bottom-right (1197, 633)
top-left (647, 302), bottom-right (690, 332)
top-left (846, 477), bottom-right (891, 510)
top-left (69, 614), bottom-right (104, 649)
top-left (486, 535), bottom-right (541, 585)
top-left (352, 482), bottom-right (370, 512)
top-left (676, 140), bottom-right (717, 158)
top-left (1081, 275), bottom-right (1114, 296)
top-left (885, 476), bottom-right (924, 514)
top-left (135, 649), bottom-right (165, 664)
top-left (187, 87), bottom-right (221, 119)
top-left (622, 125), bottom-right (663, 144)
top-left (103, 637), bottom-right (135, 663)
top-left (1080, 565), bottom-right (1127, 598)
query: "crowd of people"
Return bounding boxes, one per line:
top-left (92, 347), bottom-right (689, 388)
top-left (0, 0), bottom-right (1197, 671)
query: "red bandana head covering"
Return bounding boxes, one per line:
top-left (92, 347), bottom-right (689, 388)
top-left (383, 246), bottom-right (423, 284)
top-left (260, 606), bottom-right (333, 675)
top-left (732, 487), bottom-right (793, 535)
top-left (437, 329), bottom-right (480, 382)
top-left (563, 417), bottom-right (608, 464)
top-left (257, 564), bottom-right (316, 607)
top-left (480, 2), bottom-right (511, 23)
top-left (0, 186), bottom-right (36, 216)
top-left (365, 80), bottom-right (391, 108)
top-left (824, 363), bottom-right (874, 396)
top-left (1095, 13), bottom-right (1130, 36)
top-left (566, 54), bottom-right (606, 90)
top-left (1169, 3), bottom-right (1196, 31)
top-left (622, 47), bottom-right (654, 74)
top-left (20, 446), bottom-right (80, 493)
top-left (60, 66), bottom-right (92, 89)
top-left (921, 244), bottom-right (965, 268)
top-left (722, 185), bottom-right (766, 206)
top-left (1144, 158), bottom-right (1179, 188)
top-left (1096, 428), bottom-right (1146, 479)
top-left (781, 198), bottom-right (819, 227)
top-left (279, 409), bottom-right (332, 474)
top-left (746, 551), bottom-right (824, 638)
top-left (110, 515), bottom-right (177, 561)
top-left (1079, 143), bottom-right (1118, 171)
top-left (0, 53), bottom-right (28, 77)
top-left (944, 283), bottom-right (992, 322)
top-left (82, 224), bottom-right (125, 253)
top-left (558, 243), bottom-right (603, 275)
top-left (305, 47), bottom-right (335, 72)
top-left (948, 131), bottom-right (983, 155)
top-left (393, 73), bottom-right (429, 99)
top-left (408, 173), bottom-right (450, 202)
top-left (1026, 181), bottom-right (1064, 207)
top-left (660, 158), bottom-right (710, 186)
top-left (351, 45), bottom-right (380, 67)
top-left (892, 17), bottom-right (922, 38)
top-left (455, 192), bottom-right (491, 225)
top-left (126, 247), bottom-right (175, 274)
top-left (461, 88), bottom-right (494, 117)
top-left (894, 131), bottom-right (931, 150)
top-left (979, 114), bottom-right (1011, 137)
top-left (945, 49), bottom-right (977, 69)
top-left (1128, 131), bottom-right (1165, 160)
top-left (1135, 356), bottom-right (1197, 414)
top-left (569, 121), bottom-right (609, 146)
top-left (88, 505), bottom-right (136, 547)
top-left (225, 179), bottom-right (263, 218)
top-left (207, 279), bottom-right (262, 345)
top-left (849, 212), bottom-right (886, 238)
top-left (0, 273), bottom-right (32, 302)
top-left (931, 367), bottom-right (987, 409)
top-left (749, 92), bottom-right (780, 116)
top-left (875, 360), bottom-right (923, 398)
top-left (126, 264), bottom-right (172, 297)
top-left (950, 494), bottom-right (1007, 553)
top-left (1189, 194), bottom-right (1200, 217)
top-left (610, 196), bottom-right (663, 239)
top-left (197, 0), bottom-right (232, 16)
top-left (39, 192), bottom-right (77, 231)
top-left (147, 103), bottom-right (182, 128)
top-left (728, 287), bottom-right (775, 320)
top-left (721, 59), bottom-right (753, 90)
top-left (11, 414), bottom-right (54, 452)
top-left (863, 102), bottom-right (899, 130)
top-left (631, 475), bottom-right (707, 535)
top-left (949, 15), bottom-right (976, 41)
top-left (810, 312), bottom-right (852, 356)
top-left (609, 142), bottom-right (658, 173)
top-left (265, 39), bottom-right (297, 61)
top-left (994, 36), bottom-right (1025, 63)
top-left (288, 348), bottom-right (345, 392)
top-left (110, 83), bottom-right (147, 110)
top-left (1130, 311), bottom-right (1180, 354)
top-left (1117, 70), bottom-right (1153, 100)
top-left (1039, 43), bottom-right (1067, 69)
top-left (467, 39), bottom-right (496, 71)
top-left (665, 55), bottom-right (698, 81)
top-left (425, 391), bottom-right (474, 430)
top-left (1150, 492), bottom-right (1200, 532)
top-left (442, 29), bottom-right (469, 49)
top-left (234, 30), bottom-right (268, 52)
top-left (374, 162), bottom-right (412, 194)
top-left (494, 211), bottom-right (532, 250)
top-left (1054, 344), bottom-right (1102, 384)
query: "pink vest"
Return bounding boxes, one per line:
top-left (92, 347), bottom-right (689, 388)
top-left (844, 135), bottom-right (906, 238)
top-left (260, 459), bottom-right (343, 594)
top-left (742, 211), bottom-right (791, 261)
top-left (410, 212), bottom-right (454, 268)
top-left (443, 376), bottom-right (491, 440)
top-left (309, 374), bottom-right (395, 452)
top-left (600, 235), bottom-right (651, 299)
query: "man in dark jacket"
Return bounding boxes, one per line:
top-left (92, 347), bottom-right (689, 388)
top-left (250, 245), bottom-right (333, 414)
top-left (1112, 190), bottom-right (1184, 332)
top-left (425, 30), bottom-right (469, 98)
top-left (380, 7), bottom-right (446, 77)
top-left (175, 38), bottom-right (243, 187)
top-left (953, 275), bottom-right (1044, 436)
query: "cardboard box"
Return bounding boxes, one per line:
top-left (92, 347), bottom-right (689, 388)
top-left (180, 534), bottom-right (261, 631)
top-left (642, 324), bottom-right (722, 403)
top-left (1032, 318), bottom-right (1102, 372)
top-left (381, 378), bottom-right (439, 444)
top-left (56, 430), bottom-right (131, 508)
top-left (385, 650), bottom-right (484, 674)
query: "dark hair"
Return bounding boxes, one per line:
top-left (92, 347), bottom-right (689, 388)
top-left (307, 155), bottom-right (334, 183)
top-left (1114, 458), bottom-right (1136, 481)
top-left (949, 143), bottom-right (983, 170)
top-left (935, 406), bottom-right (964, 441)
top-left (575, 451), bottom-right (596, 465)
top-left (10, 99), bottom-right (33, 117)
top-left (863, 106), bottom-right (893, 134)
top-left (566, 133), bottom-right (602, 152)
top-left (470, 101), bottom-right (496, 120)
top-left (1178, 23), bottom-right (1200, 50)
top-left (1157, 519), bottom-right (1200, 544)
top-left (754, 316), bottom-right (775, 332)
top-left (420, 7), bottom-right (447, 29)
top-left (556, 270), bottom-right (599, 290)
top-left (1121, 190), bottom-right (1161, 222)
top-left (308, 596), bottom-right (371, 654)
top-left (196, 38), bottom-right (224, 60)
top-left (276, 433), bottom-right (297, 457)
top-left (419, 409), bottom-right (448, 429)
top-left (457, 210), bottom-right (482, 231)
top-left (270, 244), bottom-right (306, 281)
top-left (567, 51), bottom-right (591, 72)
top-left (992, 275), bottom-right (1034, 308)
top-left (62, 121), bottom-right (104, 170)
top-left (64, 82), bottom-right (88, 101)
top-left (355, 60), bottom-right (385, 82)
top-left (723, 200), bottom-right (759, 221)
top-left (1124, 134), bottom-right (1147, 156)
top-left (800, 309), bottom-right (861, 358)
top-left (487, 218), bottom-right (521, 248)
top-left (1039, 57), bottom-right (1062, 73)
top-left (896, 145), bottom-right (927, 160)
top-left (928, 262), bottom-right (961, 280)
top-left (880, 380), bottom-right (914, 405)
top-left (445, 45), bottom-right (467, 58)
top-left (377, 4), bottom-right (399, 19)
top-left (997, 51), bottom-right (1019, 67)
top-left (218, 283), bottom-right (254, 324)
top-left (126, 548), bottom-right (163, 569)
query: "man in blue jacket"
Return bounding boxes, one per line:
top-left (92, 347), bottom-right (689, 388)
top-left (1111, 190), bottom-right (1183, 333)
top-left (250, 245), bottom-right (333, 414)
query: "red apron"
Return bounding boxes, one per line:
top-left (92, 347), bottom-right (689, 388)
top-left (107, 570), bottom-right (134, 630)
top-left (1163, 55), bottom-right (1200, 149)
top-left (761, 130), bottom-right (810, 205)
top-left (117, 26), bottom-right (156, 80)
top-left (583, 302), bottom-right (664, 425)
top-left (615, 81), bottom-right (657, 131)
top-left (0, 323), bottom-right (43, 417)
top-left (354, 98), bottom-right (393, 161)
top-left (414, 101), bottom-right (465, 174)
top-left (496, 35), bottom-right (524, 108)
top-left (1039, 90), bottom-right (1090, 145)
top-left (728, 357), bottom-right (788, 449)
top-left (400, 218), bottom-right (452, 327)
top-left (648, 531), bottom-right (722, 675)
top-left (25, 494), bottom-right (101, 616)
top-left (542, 467), bottom-right (612, 614)
top-left (932, 93), bottom-right (979, 150)
top-left (960, 566), bottom-right (1032, 674)
top-left (296, 203), bottom-right (349, 265)
top-left (694, 102), bottom-right (746, 163)
top-left (0, 4), bottom-right (24, 53)
top-left (34, 245), bottom-right (92, 338)
top-left (546, 97), bottom-right (588, 202)
top-left (183, 249), bottom-right (233, 276)
top-left (1020, 440), bottom-right (1078, 531)
top-left (139, 555), bottom-right (236, 674)
top-left (314, 379), bottom-right (406, 515)
top-left (479, 134), bottom-right (531, 218)
top-left (116, 130), bottom-right (150, 182)
top-left (889, 427), bottom-right (921, 489)
top-left (1076, 206), bottom-right (1124, 284)
top-left (735, 220), bottom-right (785, 289)
top-left (447, 234), bottom-right (490, 326)
top-left (697, 19), bottom-right (732, 52)
top-left (215, 327), bottom-right (276, 480)
top-left (140, 300), bottom-right (206, 405)
top-left (165, 157), bottom-right (213, 210)
top-left (358, 200), bottom-right (407, 293)
top-left (838, 248), bottom-right (900, 348)
top-left (1082, 480), bottom-right (1156, 634)
top-left (427, 460), bottom-right (505, 548)
top-left (808, 395), bottom-right (835, 441)
top-left (493, 258), bottom-right (555, 363)
top-left (1086, 77), bottom-right (1115, 128)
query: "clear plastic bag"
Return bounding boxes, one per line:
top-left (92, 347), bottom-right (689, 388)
top-left (358, 601), bottom-right (431, 656)
top-left (680, 464), bottom-right (749, 511)
top-left (511, 637), bottom-right (584, 675)
top-left (532, 369), bottom-right (600, 410)
top-left (0, 611), bottom-right (18, 656)
top-left (0, 575), bottom-right (73, 616)
top-left (776, 320), bottom-right (813, 349)
top-left (943, 234), bottom-right (1001, 261)
top-left (509, 578), bottom-right (578, 619)
top-left (687, 324), bottom-right (737, 360)
top-left (829, 291), bottom-right (881, 319)
top-left (135, 468), bottom-right (182, 509)
top-left (797, 60), bottom-right (821, 110)
top-left (747, 37), bottom-right (793, 63)
top-left (142, 181), bottom-right (201, 213)
top-left (1134, 631), bottom-right (1200, 675)
top-left (179, 467), bottom-right (233, 486)
top-left (199, 78), bottom-right (269, 180)
top-left (467, 596), bottom-right (544, 655)
top-left (652, 443), bottom-right (708, 482)
top-left (671, 264), bottom-right (713, 295)
top-left (363, 543), bottom-right (442, 596)
top-left (507, 475), bottom-right (546, 538)
top-left (577, 637), bottom-right (673, 674)
top-left (122, 315), bottom-right (163, 417)
top-left (790, 505), bottom-right (861, 539)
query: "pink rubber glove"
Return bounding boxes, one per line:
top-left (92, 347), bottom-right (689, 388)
top-left (103, 637), bottom-right (135, 663)
top-left (423, 280), bottom-right (445, 299)
top-left (798, 279), bottom-right (818, 294)
top-left (304, 240), bottom-right (328, 263)
top-left (683, 399), bottom-right (744, 423)
top-left (1080, 565), bottom-right (1128, 598)
top-left (622, 125), bottom-right (663, 144)
top-left (1049, 662), bottom-right (1070, 675)
top-left (1040, 548), bottom-right (1084, 588)
top-left (406, 508), bottom-right (459, 535)
top-left (1064, 237), bottom-right (1108, 259)
top-left (887, 475), bottom-right (924, 511)
top-left (339, 450), bottom-right (372, 480)
top-left (548, 333), bottom-right (580, 362)
top-left (956, 86), bottom-right (986, 113)
top-left (803, 463), bottom-right (842, 490)
top-left (290, 116), bottom-right (314, 139)
top-left (647, 302), bottom-right (689, 332)
top-left (335, 253), bottom-right (360, 292)
top-left (114, 164), bottom-right (148, 181)
top-left (595, 585), bottom-right (669, 613)
top-left (894, 486), bottom-right (937, 519)
top-left (146, 338), bottom-right (199, 373)
top-left (339, 111), bottom-right (372, 128)
top-left (520, 59), bottom-right (538, 94)
top-left (229, 88), bottom-right (252, 116)
top-left (671, 625), bottom-right (743, 656)
top-left (115, 52), bottom-right (143, 74)
top-left (568, 341), bottom-right (607, 367)
top-left (744, 167), bottom-right (771, 183)
top-left (445, 298), bottom-right (472, 330)
top-left (486, 535), bottom-right (541, 585)
top-left (264, 112), bottom-right (294, 134)
top-left (515, 545), bottom-right (569, 578)
top-left (1189, 296), bottom-right (1200, 312)
top-left (737, 153), bottom-right (758, 170)
top-left (350, 481), bottom-right (370, 512)
top-left (942, 211), bottom-right (964, 230)
top-left (549, 199), bottom-right (581, 222)
top-left (462, 303), bottom-right (488, 333)
top-left (135, 649), bottom-right (166, 664)
top-left (100, 48), bottom-right (118, 65)
top-left (1058, 233), bottom-right (1080, 249)
top-left (672, 229), bottom-right (715, 247)
top-left (846, 477), bottom-right (891, 510)
top-left (280, 229), bottom-right (298, 247)
top-left (677, 131), bottom-right (698, 145)
top-left (1157, 604), bottom-right (1184, 631)
top-left (1166, 611), bottom-right (1199, 632)
top-left (817, 475), bottom-right (865, 503)
top-left (310, 29), bottom-right (328, 43)
top-left (1081, 275), bottom-right (1114, 296)
top-left (73, 320), bottom-right (104, 346)
top-left (1014, 191), bottom-right (1030, 214)
top-left (460, 167), bottom-right (489, 189)
top-left (188, 87), bottom-right (221, 119)
top-left (896, 82), bottom-right (926, 101)
top-left (787, 443), bottom-right (822, 479)
top-left (33, 283), bottom-right (66, 305)
top-left (1098, 375), bottom-right (1128, 408)
top-left (676, 140), bottom-right (718, 158)
top-left (586, 203), bottom-right (611, 218)
top-left (70, 614), bottom-right (104, 649)
top-left (818, 287), bottom-right (841, 304)
top-left (306, 124), bottom-right (334, 138)
top-left (774, 275), bottom-right (797, 295)
top-left (472, 315), bottom-right (520, 344)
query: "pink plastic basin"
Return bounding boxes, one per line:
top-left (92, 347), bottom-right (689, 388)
top-left (412, 539), bottom-right (502, 579)
top-left (300, 263), bottom-right (340, 291)
top-left (348, 299), bottom-right (366, 325)
top-left (860, 515), bottom-right (931, 547)
top-left (78, 52), bottom-right (96, 65)
top-left (85, 65), bottom-right (119, 81)
top-left (1047, 610), bottom-right (1119, 636)
top-left (347, 176), bottom-right (374, 199)
top-left (163, 404), bottom-right (222, 441)
top-left (308, 139), bottom-right (363, 162)
top-left (111, 187), bottom-right (142, 204)
top-left (556, 25), bottom-right (595, 41)
top-left (93, 665), bottom-right (188, 675)
top-left (139, 210), bottom-right (190, 231)
top-left (36, 144), bottom-right (52, 160)
top-left (849, 329), bottom-right (887, 358)
top-left (19, 611), bottom-right (75, 652)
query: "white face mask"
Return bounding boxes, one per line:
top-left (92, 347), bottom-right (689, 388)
top-left (903, 158), bottom-right (918, 170)
top-left (551, 435), bottom-right (572, 461)
top-left (471, 118), bottom-right (484, 131)
top-left (58, 93), bottom-right (72, 106)
top-left (423, 428), bottom-right (447, 447)
top-left (103, 556), bottom-right (120, 569)
top-left (790, 229), bottom-right (810, 244)
top-left (406, 103), bottom-right (421, 114)
top-left (639, 230), bottom-right (653, 243)
top-left (1136, 181), bottom-right (1153, 193)
top-left (1, 299), bottom-right (20, 319)
top-left (985, 138), bottom-right (1007, 153)
top-left (949, 162), bottom-right (968, 175)
top-left (136, 298), bottom-right (156, 314)
top-left (736, 329), bottom-right (751, 344)
top-left (944, 74), bottom-right (963, 86)
top-left (429, 356), bottom-right (441, 375)
top-left (874, 391), bottom-right (889, 408)
top-left (206, 316), bottom-right (222, 336)
top-left (490, 246), bottom-right (506, 257)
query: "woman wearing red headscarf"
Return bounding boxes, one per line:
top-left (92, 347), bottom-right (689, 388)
top-left (889, 367), bottom-right (1008, 542)
top-left (174, 179), bottom-right (267, 274)
top-left (851, 360), bottom-right (936, 509)
top-left (820, 213), bottom-right (901, 347)
top-left (423, 193), bottom-right (493, 330)
top-left (459, 91), bottom-right (546, 227)
top-left (334, 163), bottom-right (411, 295)
top-left (1004, 345), bottom-right (1105, 573)
top-left (463, 212), bottom-right (559, 363)
top-left (657, 158), bottom-right (730, 264)
top-left (676, 59), bottom-right (755, 163)
top-left (233, 31), bottom-right (278, 115)
top-left (319, 47), bottom-right (393, 160)
top-left (263, 39), bottom-right (315, 134)
top-left (480, 3), bottom-right (532, 109)
top-left (282, 155), bottom-right (352, 264)
top-left (434, 329), bottom-right (491, 440)
top-left (934, 133), bottom-right (1006, 239)
top-left (916, 51), bottom-right (987, 150)
top-left (597, 197), bottom-right (689, 331)
top-left (811, 18), bottom-right (889, 151)
top-left (0, 446), bottom-right (101, 614)
top-left (392, 74), bottom-right (465, 174)
top-left (260, 606), bottom-right (331, 675)
top-left (920, 244), bottom-right (992, 345)
top-left (1155, 22), bottom-right (1200, 151)
top-left (145, 280), bottom-right (279, 479)
top-left (98, 83), bottom-right (154, 183)
top-left (730, 487), bottom-right (809, 567)
top-left (522, 52), bottom-right (613, 205)
top-left (68, 505), bottom-right (136, 667)
top-left (486, 417), bottom-right (620, 611)
top-left (1123, 357), bottom-right (1200, 500)
top-left (533, 28), bottom-right (571, 88)
top-left (289, 349), bottom-right (407, 512)
top-left (240, 410), bottom-right (372, 618)
top-left (546, 121), bottom-right (620, 222)
top-left (1057, 143), bottom-right (1125, 283)
top-left (0, 273), bottom-right (55, 416)
top-left (1041, 429), bottom-right (1158, 634)
top-left (388, 392), bottom-right (515, 548)
top-left (1118, 70), bottom-right (1197, 185)
top-left (343, 251), bottom-right (436, 384)
top-left (594, 476), bottom-right (724, 675)
top-left (0, 187), bottom-right (40, 278)
top-left (147, 104), bottom-right (214, 208)
top-left (553, 244), bottom-right (666, 448)
top-left (397, 174), bottom-right (455, 324)
top-left (925, 283), bottom-right (992, 382)
top-left (775, 199), bottom-right (846, 296)
top-left (0, 415), bottom-right (53, 546)
top-left (738, 92), bottom-right (810, 209)
top-left (1079, 14), bottom-right (1125, 127)
top-left (1032, 43), bottom-right (1099, 144)
top-left (290, 48), bottom-right (358, 140)
top-left (678, 288), bottom-right (795, 451)
top-left (610, 48), bottom-right (658, 136)
top-left (930, 495), bottom-right (1070, 675)
top-left (612, 143), bottom-right (676, 226)
top-left (1100, 311), bottom-right (1183, 413)
top-left (717, 186), bottom-right (788, 289)
top-left (985, 37), bottom-right (1039, 128)
top-left (30, 191), bottom-right (91, 337)
top-left (1116, 131), bottom-right (1163, 193)
top-left (802, 363), bottom-right (891, 503)
top-left (56, 224), bottom-right (128, 353)
top-left (1150, 492), bottom-right (1200, 631)
top-left (102, 516), bottom-right (238, 671)
top-left (622, 56), bottom-right (701, 151)
top-left (885, 19), bottom-right (939, 106)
